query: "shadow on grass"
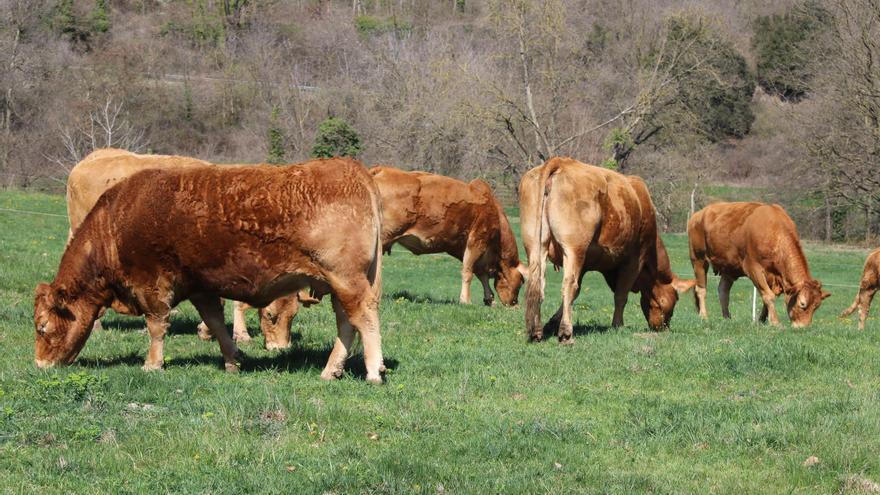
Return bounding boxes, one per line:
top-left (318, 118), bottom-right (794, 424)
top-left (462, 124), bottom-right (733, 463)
top-left (77, 340), bottom-right (399, 381)
top-left (537, 320), bottom-right (614, 340)
top-left (386, 290), bottom-right (458, 305)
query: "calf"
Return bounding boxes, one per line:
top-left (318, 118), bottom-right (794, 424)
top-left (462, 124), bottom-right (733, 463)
top-left (35, 158), bottom-right (385, 382)
top-left (687, 202), bottom-right (829, 327)
top-left (840, 248), bottom-right (880, 330)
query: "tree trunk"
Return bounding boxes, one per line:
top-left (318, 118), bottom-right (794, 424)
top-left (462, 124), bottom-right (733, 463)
top-left (825, 192), bottom-right (833, 243)
top-left (866, 202), bottom-right (872, 244)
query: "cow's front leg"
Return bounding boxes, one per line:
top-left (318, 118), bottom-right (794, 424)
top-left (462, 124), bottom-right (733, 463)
top-left (692, 260), bottom-right (710, 319)
top-left (232, 300), bottom-right (252, 342)
top-left (191, 294), bottom-right (241, 372)
top-left (477, 272), bottom-right (494, 306)
top-left (749, 267), bottom-right (781, 326)
top-left (611, 259), bottom-right (641, 329)
top-left (143, 313), bottom-right (170, 371)
top-left (718, 276), bottom-right (734, 319)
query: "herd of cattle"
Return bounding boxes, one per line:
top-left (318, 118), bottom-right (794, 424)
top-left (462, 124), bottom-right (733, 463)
top-left (31, 149), bottom-right (880, 382)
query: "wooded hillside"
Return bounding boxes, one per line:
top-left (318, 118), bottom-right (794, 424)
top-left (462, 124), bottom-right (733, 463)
top-left (1, 0), bottom-right (878, 241)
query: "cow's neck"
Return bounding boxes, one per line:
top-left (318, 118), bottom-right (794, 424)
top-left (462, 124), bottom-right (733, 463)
top-left (496, 204), bottom-right (521, 268)
top-left (54, 219), bottom-right (113, 308)
top-left (778, 235), bottom-right (812, 293)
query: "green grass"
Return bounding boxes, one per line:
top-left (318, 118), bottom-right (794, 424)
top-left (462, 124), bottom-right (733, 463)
top-left (1, 189), bottom-right (879, 494)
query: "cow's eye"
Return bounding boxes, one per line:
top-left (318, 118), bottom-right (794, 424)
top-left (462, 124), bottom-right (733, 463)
top-left (37, 323), bottom-right (47, 336)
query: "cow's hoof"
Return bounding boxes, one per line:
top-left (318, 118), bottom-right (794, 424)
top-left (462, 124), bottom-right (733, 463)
top-left (483, 298), bottom-right (494, 307)
top-left (142, 362), bottom-right (163, 372)
top-left (558, 336), bottom-right (575, 345)
top-left (528, 332), bottom-right (544, 343)
top-left (320, 368), bottom-right (343, 381)
top-left (366, 374), bottom-right (383, 385)
top-left (233, 332), bottom-right (252, 343)
top-left (224, 362), bottom-right (241, 373)
top-left (196, 323), bottom-right (213, 341)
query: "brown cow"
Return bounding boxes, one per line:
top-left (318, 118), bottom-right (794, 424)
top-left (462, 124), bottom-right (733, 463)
top-left (520, 157), bottom-right (695, 343)
top-left (369, 166), bottom-right (526, 306)
top-left (840, 248), bottom-right (880, 330)
top-left (688, 202), bottom-right (830, 327)
top-left (66, 148), bottom-right (313, 344)
top-left (34, 158), bottom-right (386, 382)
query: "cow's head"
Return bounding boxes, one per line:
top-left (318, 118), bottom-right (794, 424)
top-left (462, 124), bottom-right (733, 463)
top-left (33, 283), bottom-right (98, 368)
top-left (786, 279), bottom-right (830, 327)
top-left (260, 295), bottom-right (300, 351)
top-left (640, 277), bottom-right (696, 330)
top-left (495, 263), bottom-right (527, 306)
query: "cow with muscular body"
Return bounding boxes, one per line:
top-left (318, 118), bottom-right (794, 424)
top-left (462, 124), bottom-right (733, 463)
top-left (34, 158), bottom-right (386, 382)
top-left (65, 148), bottom-right (317, 344)
top-left (519, 157), bottom-right (694, 343)
top-left (687, 201), bottom-right (829, 327)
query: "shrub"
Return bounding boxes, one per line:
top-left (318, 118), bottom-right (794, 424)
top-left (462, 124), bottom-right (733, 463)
top-left (311, 117), bottom-right (362, 159)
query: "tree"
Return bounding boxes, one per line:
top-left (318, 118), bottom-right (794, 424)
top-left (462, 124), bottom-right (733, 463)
top-left (752, 1), bottom-right (829, 101)
top-left (91, 0), bottom-right (110, 34)
top-left (794, 0), bottom-right (880, 242)
top-left (613, 14), bottom-right (755, 165)
top-left (311, 117), bottom-right (361, 159)
top-left (266, 106), bottom-right (285, 164)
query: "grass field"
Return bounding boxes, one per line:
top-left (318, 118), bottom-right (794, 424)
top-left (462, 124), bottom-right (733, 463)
top-left (1, 189), bottom-right (880, 494)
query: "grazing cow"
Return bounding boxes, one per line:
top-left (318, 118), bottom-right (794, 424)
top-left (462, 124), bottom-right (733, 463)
top-left (840, 248), bottom-right (880, 330)
top-left (369, 166), bottom-right (526, 306)
top-left (687, 202), bottom-right (830, 327)
top-left (520, 157), bottom-right (694, 343)
top-left (34, 158), bottom-right (386, 382)
top-left (66, 148), bottom-right (311, 344)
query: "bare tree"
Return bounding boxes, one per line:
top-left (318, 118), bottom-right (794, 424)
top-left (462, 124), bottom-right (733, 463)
top-left (47, 97), bottom-right (149, 173)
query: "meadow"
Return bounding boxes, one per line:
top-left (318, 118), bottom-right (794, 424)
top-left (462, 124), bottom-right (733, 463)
top-left (1, 189), bottom-right (879, 494)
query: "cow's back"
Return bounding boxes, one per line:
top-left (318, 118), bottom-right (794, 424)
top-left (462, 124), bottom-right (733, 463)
top-left (67, 149), bottom-right (211, 235)
top-left (102, 159), bottom-right (379, 304)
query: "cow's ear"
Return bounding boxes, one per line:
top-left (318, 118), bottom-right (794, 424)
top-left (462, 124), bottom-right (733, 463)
top-left (516, 263), bottom-right (528, 279)
top-left (821, 290), bottom-right (832, 300)
top-left (671, 277), bottom-right (696, 294)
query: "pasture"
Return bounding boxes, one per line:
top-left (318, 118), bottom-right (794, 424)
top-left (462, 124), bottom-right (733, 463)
top-left (1, 189), bottom-right (879, 494)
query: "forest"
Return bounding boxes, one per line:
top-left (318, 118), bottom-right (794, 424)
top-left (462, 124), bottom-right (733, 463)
top-left (1, 0), bottom-right (878, 241)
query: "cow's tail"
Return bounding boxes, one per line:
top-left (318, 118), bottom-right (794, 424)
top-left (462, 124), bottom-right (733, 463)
top-left (367, 182), bottom-right (383, 298)
top-left (525, 160), bottom-right (560, 340)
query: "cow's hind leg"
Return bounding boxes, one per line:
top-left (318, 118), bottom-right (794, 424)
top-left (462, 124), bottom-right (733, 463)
top-left (556, 246), bottom-right (586, 344)
top-left (190, 294), bottom-right (241, 372)
top-left (718, 276), bottom-right (734, 319)
top-left (143, 313), bottom-right (170, 371)
top-left (232, 300), bottom-right (252, 342)
top-left (323, 283), bottom-right (384, 384)
top-left (858, 288), bottom-right (876, 330)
